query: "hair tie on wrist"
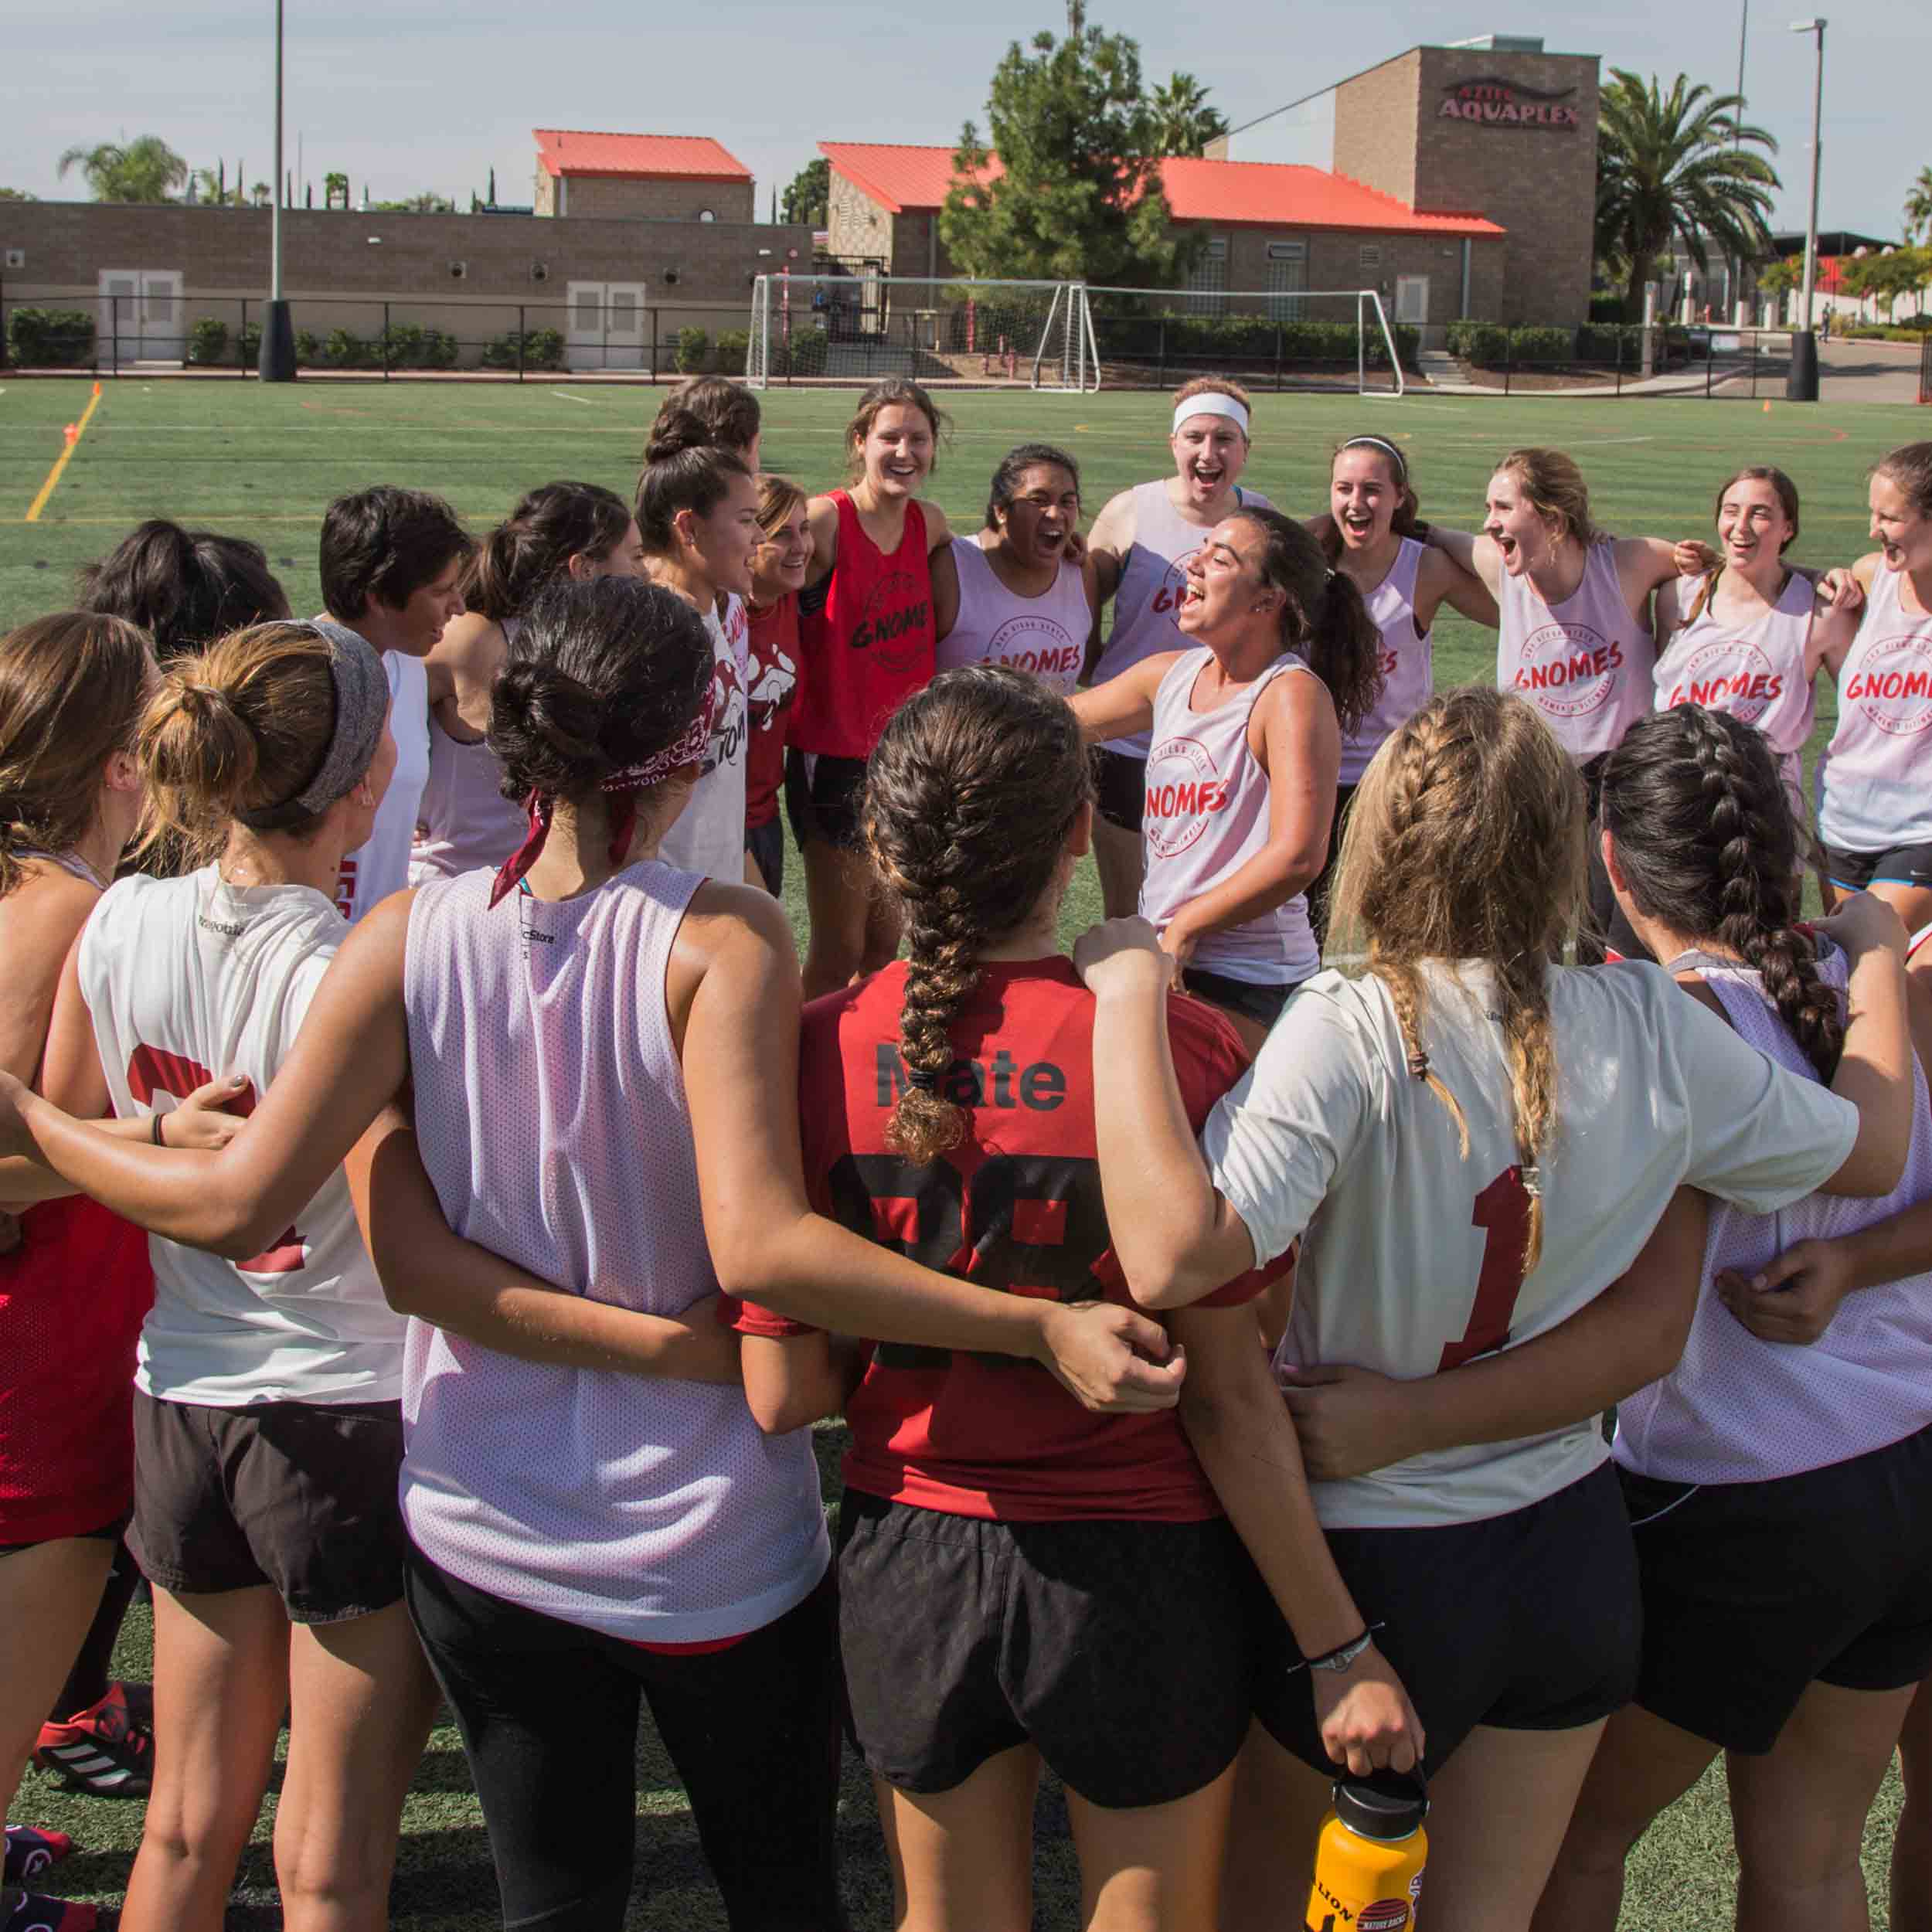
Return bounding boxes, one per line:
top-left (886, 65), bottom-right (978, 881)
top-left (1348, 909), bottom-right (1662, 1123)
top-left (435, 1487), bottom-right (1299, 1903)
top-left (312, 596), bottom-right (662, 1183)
top-left (151, 1111), bottom-right (167, 1147)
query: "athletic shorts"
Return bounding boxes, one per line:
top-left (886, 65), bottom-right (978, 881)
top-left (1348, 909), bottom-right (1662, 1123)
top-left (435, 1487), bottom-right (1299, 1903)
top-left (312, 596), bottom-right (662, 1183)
top-left (1094, 747), bottom-right (1145, 834)
top-left (747, 817), bottom-right (784, 896)
top-left (130, 1389), bottom-right (408, 1623)
top-left (838, 1492), bottom-right (1266, 1810)
top-left (1621, 1421), bottom-right (1932, 1754)
top-left (1253, 1463), bottom-right (1638, 1779)
top-left (1824, 841), bottom-right (1932, 894)
top-left (0, 1514), bottom-right (128, 1560)
top-left (1182, 968), bottom-right (1298, 1032)
top-left (784, 749), bottom-right (868, 853)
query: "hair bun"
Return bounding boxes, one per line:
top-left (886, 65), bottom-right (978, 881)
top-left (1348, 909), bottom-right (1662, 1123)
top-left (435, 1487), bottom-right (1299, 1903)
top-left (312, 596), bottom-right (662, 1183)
top-left (644, 407), bottom-right (715, 467)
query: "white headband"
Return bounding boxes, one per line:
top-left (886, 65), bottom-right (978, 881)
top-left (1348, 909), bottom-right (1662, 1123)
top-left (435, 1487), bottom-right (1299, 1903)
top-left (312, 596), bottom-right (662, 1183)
top-left (1172, 393), bottom-right (1250, 438)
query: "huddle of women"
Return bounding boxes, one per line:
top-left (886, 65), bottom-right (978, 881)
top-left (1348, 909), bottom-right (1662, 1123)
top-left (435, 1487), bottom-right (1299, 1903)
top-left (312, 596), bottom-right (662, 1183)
top-left (0, 368), bottom-right (1929, 1932)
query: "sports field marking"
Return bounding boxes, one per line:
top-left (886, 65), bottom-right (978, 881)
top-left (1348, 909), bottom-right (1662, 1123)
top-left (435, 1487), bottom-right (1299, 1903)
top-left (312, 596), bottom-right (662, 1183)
top-left (550, 389), bottom-right (604, 406)
top-left (24, 387), bottom-right (102, 523)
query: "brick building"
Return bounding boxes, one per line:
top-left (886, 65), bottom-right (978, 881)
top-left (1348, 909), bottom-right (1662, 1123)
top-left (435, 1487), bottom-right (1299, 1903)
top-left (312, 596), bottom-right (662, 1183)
top-left (531, 130), bottom-right (755, 224)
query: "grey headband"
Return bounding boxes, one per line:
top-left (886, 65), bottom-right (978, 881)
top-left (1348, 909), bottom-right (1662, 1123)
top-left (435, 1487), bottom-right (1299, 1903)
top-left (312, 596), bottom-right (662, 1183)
top-left (236, 619), bottom-right (390, 831)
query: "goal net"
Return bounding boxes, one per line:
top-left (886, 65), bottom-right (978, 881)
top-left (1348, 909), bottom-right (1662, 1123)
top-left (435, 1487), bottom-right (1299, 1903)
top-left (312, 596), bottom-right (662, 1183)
top-left (744, 275), bottom-right (1099, 392)
top-left (1083, 286), bottom-right (1408, 396)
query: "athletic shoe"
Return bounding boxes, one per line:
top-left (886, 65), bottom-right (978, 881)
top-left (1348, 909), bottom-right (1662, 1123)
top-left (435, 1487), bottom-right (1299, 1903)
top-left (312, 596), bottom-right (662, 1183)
top-left (1, 1889), bottom-right (97, 1932)
top-left (32, 1684), bottom-right (151, 1798)
top-left (2, 1834), bottom-right (73, 1887)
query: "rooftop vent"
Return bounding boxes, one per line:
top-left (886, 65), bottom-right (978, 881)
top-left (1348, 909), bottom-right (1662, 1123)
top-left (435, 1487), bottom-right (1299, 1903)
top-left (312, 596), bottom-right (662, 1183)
top-left (1446, 33), bottom-right (1546, 51)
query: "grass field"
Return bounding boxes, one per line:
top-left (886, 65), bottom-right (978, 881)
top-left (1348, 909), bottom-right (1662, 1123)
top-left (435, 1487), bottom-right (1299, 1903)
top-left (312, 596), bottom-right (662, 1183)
top-left (3, 376), bottom-right (1930, 1927)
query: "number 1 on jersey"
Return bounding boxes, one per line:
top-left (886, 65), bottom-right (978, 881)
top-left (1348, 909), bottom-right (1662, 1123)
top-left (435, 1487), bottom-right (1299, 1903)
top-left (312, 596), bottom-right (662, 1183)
top-left (1437, 1166), bottom-right (1533, 1372)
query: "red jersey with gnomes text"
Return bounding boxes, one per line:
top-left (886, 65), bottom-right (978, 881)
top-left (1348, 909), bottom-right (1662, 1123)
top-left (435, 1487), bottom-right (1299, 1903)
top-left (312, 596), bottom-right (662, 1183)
top-left (761, 957), bottom-right (1287, 1522)
top-left (744, 594), bottom-right (801, 831)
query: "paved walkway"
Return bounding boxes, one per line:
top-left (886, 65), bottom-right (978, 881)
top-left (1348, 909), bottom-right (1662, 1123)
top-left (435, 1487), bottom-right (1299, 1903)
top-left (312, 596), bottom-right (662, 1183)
top-left (1818, 338), bottom-right (1925, 407)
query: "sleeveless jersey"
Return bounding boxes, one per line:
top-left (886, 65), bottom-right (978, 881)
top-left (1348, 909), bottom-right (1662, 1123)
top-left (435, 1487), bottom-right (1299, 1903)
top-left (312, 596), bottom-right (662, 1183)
top-left (790, 492), bottom-right (934, 758)
top-left (1496, 543), bottom-right (1653, 762)
top-left (1816, 564), bottom-right (1932, 853)
top-left (1202, 958), bottom-right (1859, 1529)
top-left (657, 594), bottom-right (750, 883)
top-left (332, 633), bottom-right (430, 923)
top-left (400, 863), bottom-right (828, 1642)
top-left (411, 618), bottom-right (527, 884)
top-left (1614, 947), bottom-right (1932, 1485)
top-left (1139, 648), bottom-right (1321, 986)
top-left (768, 957), bottom-right (1289, 1522)
top-left (744, 594), bottom-right (800, 832)
top-left (1341, 538), bottom-right (1433, 786)
top-left (937, 539), bottom-right (1088, 695)
top-left (79, 869), bottom-right (404, 1406)
top-left (1094, 481), bottom-right (1273, 757)
top-left (0, 852), bottom-right (151, 1542)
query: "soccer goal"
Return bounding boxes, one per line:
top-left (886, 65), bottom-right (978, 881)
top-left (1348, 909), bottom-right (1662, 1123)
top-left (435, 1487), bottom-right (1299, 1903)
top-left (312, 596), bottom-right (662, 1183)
top-left (743, 274), bottom-right (1100, 392)
top-left (1082, 285), bottom-right (1408, 396)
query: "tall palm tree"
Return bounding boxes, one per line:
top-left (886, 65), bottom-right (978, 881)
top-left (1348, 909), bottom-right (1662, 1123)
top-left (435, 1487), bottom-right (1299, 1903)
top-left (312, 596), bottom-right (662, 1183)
top-left (1906, 166), bottom-right (1932, 245)
top-left (1594, 71), bottom-right (1779, 321)
top-left (1149, 73), bottom-right (1228, 159)
top-left (56, 135), bottom-right (188, 204)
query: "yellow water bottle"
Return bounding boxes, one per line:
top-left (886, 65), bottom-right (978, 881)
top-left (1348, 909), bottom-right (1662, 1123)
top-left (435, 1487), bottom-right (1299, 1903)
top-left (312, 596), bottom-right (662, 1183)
top-left (1305, 1774), bottom-right (1428, 1932)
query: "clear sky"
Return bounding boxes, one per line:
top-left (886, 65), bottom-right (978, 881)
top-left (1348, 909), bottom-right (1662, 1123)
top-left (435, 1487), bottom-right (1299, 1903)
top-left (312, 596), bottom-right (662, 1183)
top-left (3, 1), bottom-right (1920, 243)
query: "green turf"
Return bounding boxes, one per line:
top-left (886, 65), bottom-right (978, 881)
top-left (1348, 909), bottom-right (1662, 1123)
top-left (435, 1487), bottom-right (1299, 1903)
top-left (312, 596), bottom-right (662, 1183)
top-left (4, 376), bottom-right (1927, 1927)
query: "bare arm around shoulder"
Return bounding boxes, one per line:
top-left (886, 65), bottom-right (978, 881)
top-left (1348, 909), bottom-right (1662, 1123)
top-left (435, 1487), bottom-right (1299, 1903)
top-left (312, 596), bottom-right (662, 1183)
top-left (930, 538), bottom-right (961, 645)
top-left (1422, 523), bottom-right (1503, 599)
top-left (1814, 892), bottom-right (1914, 1196)
top-left (803, 494), bottom-right (841, 590)
top-left (1066, 651), bottom-right (1178, 744)
top-left (1415, 543), bottom-right (1499, 631)
top-left (346, 1104), bottom-right (743, 1382)
top-left (1085, 488), bottom-right (1136, 608)
top-left (1283, 1189), bottom-right (1708, 1481)
top-left (676, 885), bottom-right (1185, 1412)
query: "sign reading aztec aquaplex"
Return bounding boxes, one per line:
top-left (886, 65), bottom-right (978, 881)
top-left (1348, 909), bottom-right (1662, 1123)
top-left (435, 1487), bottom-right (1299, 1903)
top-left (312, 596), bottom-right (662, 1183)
top-left (1438, 74), bottom-right (1580, 130)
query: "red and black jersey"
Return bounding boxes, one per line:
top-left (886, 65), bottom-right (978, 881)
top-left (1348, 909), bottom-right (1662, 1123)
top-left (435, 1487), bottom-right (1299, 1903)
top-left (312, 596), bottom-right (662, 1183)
top-left (776, 957), bottom-right (1288, 1523)
top-left (788, 492), bottom-right (934, 760)
top-left (744, 594), bottom-right (800, 832)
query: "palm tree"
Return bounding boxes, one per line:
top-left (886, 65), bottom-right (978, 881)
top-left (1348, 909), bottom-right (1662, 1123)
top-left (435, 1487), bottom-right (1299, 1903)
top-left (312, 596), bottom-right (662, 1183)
top-left (1906, 166), bottom-right (1932, 245)
top-left (56, 135), bottom-right (188, 204)
top-left (1148, 73), bottom-right (1228, 159)
top-left (1594, 71), bottom-right (1779, 321)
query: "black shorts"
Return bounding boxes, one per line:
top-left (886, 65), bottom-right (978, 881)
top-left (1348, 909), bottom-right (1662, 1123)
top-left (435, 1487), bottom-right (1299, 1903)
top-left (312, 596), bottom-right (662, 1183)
top-left (1182, 967), bottom-right (1298, 1032)
top-left (784, 748), bottom-right (869, 853)
top-left (1305, 782), bottom-right (1358, 951)
top-left (746, 817), bottom-right (784, 896)
top-left (1622, 1422), bottom-right (1932, 1754)
top-left (0, 1514), bottom-right (128, 1560)
top-left (838, 1492), bottom-right (1265, 1810)
top-left (131, 1389), bottom-right (408, 1623)
top-left (1253, 1463), bottom-right (1639, 1779)
top-left (1823, 841), bottom-right (1932, 893)
top-left (1094, 747), bottom-right (1145, 834)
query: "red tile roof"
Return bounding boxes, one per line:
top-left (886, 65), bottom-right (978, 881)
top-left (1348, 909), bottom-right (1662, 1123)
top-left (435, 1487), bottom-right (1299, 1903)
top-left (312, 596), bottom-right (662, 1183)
top-left (819, 141), bottom-right (1503, 238)
top-left (534, 130), bottom-right (751, 184)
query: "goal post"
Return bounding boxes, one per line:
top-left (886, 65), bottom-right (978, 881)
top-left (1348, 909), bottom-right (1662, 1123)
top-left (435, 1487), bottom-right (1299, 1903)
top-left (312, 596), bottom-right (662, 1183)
top-left (743, 274), bottom-right (1099, 392)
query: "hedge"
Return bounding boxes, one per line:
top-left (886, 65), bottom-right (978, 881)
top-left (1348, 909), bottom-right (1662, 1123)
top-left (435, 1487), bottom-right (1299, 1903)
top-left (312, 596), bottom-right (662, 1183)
top-left (1090, 311), bottom-right (1420, 369)
top-left (673, 326), bottom-right (710, 374)
top-left (481, 327), bottom-right (565, 371)
top-left (6, 307), bottom-right (94, 368)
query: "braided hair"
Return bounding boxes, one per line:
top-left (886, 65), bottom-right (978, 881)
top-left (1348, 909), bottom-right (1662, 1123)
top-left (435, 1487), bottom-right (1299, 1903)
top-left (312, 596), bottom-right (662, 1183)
top-left (1601, 705), bottom-right (1842, 1080)
top-left (862, 667), bottom-right (1092, 1165)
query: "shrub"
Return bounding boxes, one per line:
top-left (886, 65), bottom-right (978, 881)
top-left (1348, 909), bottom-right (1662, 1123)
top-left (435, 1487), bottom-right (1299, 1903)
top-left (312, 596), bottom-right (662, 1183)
top-left (186, 317), bottom-right (229, 365)
top-left (481, 327), bottom-right (565, 370)
top-left (322, 328), bottom-right (368, 369)
top-left (673, 326), bottom-right (709, 374)
top-left (714, 327), bottom-right (750, 369)
top-left (376, 323), bottom-right (460, 370)
top-left (237, 321), bottom-right (261, 365)
top-left (6, 306), bottom-right (94, 368)
top-left (774, 323), bottom-right (828, 376)
top-left (294, 329), bottom-right (320, 366)
top-left (1446, 321), bottom-right (1573, 366)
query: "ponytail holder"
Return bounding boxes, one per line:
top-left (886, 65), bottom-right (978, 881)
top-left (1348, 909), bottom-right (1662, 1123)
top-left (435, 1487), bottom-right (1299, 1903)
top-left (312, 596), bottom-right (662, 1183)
top-left (1519, 1165), bottom-right (1544, 1199)
top-left (903, 1063), bottom-right (947, 1094)
top-left (1325, 567), bottom-right (1339, 586)
top-left (1406, 1049), bottom-right (1430, 1080)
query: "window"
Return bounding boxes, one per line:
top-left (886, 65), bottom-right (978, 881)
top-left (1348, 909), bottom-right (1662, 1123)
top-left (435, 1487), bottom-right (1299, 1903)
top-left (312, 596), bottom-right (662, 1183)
top-left (1186, 236), bottom-right (1229, 316)
top-left (573, 289), bottom-right (600, 330)
top-left (608, 289), bottom-right (639, 332)
top-left (1266, 240), bottom-right (1307, 322)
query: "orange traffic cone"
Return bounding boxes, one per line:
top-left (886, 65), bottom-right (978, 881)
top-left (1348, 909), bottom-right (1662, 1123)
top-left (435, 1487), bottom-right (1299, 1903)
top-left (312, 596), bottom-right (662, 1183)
top-left (90, 381), bottom-right (101, 398)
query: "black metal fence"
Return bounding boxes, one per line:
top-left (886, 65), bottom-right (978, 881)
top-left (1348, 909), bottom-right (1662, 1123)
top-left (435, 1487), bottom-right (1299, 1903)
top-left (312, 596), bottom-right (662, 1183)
top-left (1427, 320), bottom-right (1797, 399)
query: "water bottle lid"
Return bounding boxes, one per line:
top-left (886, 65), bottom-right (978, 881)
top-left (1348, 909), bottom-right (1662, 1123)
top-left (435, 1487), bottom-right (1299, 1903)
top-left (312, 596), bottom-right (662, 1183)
top-left (1332, 1773), bottom-right (1429, 1842)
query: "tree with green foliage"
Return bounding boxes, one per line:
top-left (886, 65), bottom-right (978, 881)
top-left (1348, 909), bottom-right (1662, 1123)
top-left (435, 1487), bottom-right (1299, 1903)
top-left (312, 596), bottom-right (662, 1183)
top-left (782, 158), bottom-right (829, 228)
top-left (1148, 73), bottom-right (1226, 158)
top-left (1756, 256), bottom-right (1801, 300)
top-left (940, 12), bottom-right (1198, 286)
top-left (1594, 70), bottom-right (1778, 321)
top-left (1837, 247), bottom-right (1931, 323)
top-left (56, 135), bottom-right (189, 204)
top-left (371, 192), bottom-right (456, 213)
top-left (0, 188), bottom-right (35, 202)
top-left (1906, 167), bottom-right (1932, 246)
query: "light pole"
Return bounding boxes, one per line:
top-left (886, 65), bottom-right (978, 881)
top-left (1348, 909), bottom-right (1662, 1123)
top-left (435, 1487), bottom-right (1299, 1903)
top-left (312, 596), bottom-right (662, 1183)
top-left (259, 0), bottom-right (298, 379)
top-left (1785, 17), bottom-right (1826, 400)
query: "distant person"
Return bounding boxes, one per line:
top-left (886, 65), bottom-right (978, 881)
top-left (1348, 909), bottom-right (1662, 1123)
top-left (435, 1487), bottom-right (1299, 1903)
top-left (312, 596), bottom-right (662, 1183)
top-left (77, 519), bottom-right (289, 666)
top-left (648, 376), bottom-right (760, 473)
top-left (743, 475), bottom-right (808, 895)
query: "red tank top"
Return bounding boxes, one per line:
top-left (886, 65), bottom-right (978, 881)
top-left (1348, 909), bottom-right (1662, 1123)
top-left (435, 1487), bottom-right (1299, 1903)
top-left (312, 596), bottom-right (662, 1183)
top-left (790, 492), bottom-right (934, 758)
top-left (744, 594), bottom-right (801, 830)
top-left (0, 1196), bottom-right (151, 1542)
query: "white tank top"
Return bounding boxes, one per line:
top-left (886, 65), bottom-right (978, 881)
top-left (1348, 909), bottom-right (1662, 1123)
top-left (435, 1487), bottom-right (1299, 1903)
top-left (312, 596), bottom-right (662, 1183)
top-left (656, 595), bottom-right (750, 883)
top-left (411, 618), bottom-right (529, 885)
top-left (1094, 480), bottom-right (1272, 757)
top-left (1496, 543), bottom-right (1653, 763)
top-left (332, 631), bottom-right (430, 923)
top-left (78, 869), bottom-right (404, 1406)
top-left (1817, 565), bottom-right (1932, 853)
top-left (1614, 947), bottom-right (1932, 1484)
top-left (937, 539), bottom-right (1088, 694)
top-left (1340, 539), bottom-right (1433, 786)
top-left (399, 862), bottom-right (828, 1641)
top-left (1138, 648), bottom-right (1322, 985)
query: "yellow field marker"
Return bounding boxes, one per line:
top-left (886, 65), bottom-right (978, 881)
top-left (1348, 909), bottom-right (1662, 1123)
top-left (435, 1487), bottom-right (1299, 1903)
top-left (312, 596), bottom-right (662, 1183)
top-left (25, 386), bottom-right (103, 523)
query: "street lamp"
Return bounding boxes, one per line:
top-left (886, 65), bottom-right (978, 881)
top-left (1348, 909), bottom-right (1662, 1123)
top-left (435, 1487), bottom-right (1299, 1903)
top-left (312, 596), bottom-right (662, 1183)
top-left (1785, 17), bottom-right (1826, 401)
top-left (259, 0), bottom-right (298, 380)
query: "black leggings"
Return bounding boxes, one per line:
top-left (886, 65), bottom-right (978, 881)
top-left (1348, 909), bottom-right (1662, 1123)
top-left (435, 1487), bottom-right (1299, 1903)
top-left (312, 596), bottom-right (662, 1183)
top-left (404, 1546), bottom-right (845, 1932)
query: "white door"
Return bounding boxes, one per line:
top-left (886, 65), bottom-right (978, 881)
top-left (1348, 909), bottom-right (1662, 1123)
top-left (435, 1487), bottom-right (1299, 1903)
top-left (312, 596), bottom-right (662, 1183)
top-left (564, 281), bottom-right (648, 371)
top-left (1395, 275), bottom-right (1430, 328)
top-left (99, 270), bottom-right (184, 362)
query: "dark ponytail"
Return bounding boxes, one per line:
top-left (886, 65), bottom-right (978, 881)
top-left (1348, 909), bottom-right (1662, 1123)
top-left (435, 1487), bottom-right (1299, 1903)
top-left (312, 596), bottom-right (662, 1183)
top-left (462, 481), bottom-right (632, 621)
top-left (77, 519), bottom-right (289, 664)
top-left (1601, 705), bottom-right (1842, 1080)
top-left (1232, 508), bottom-right (1383, 737)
